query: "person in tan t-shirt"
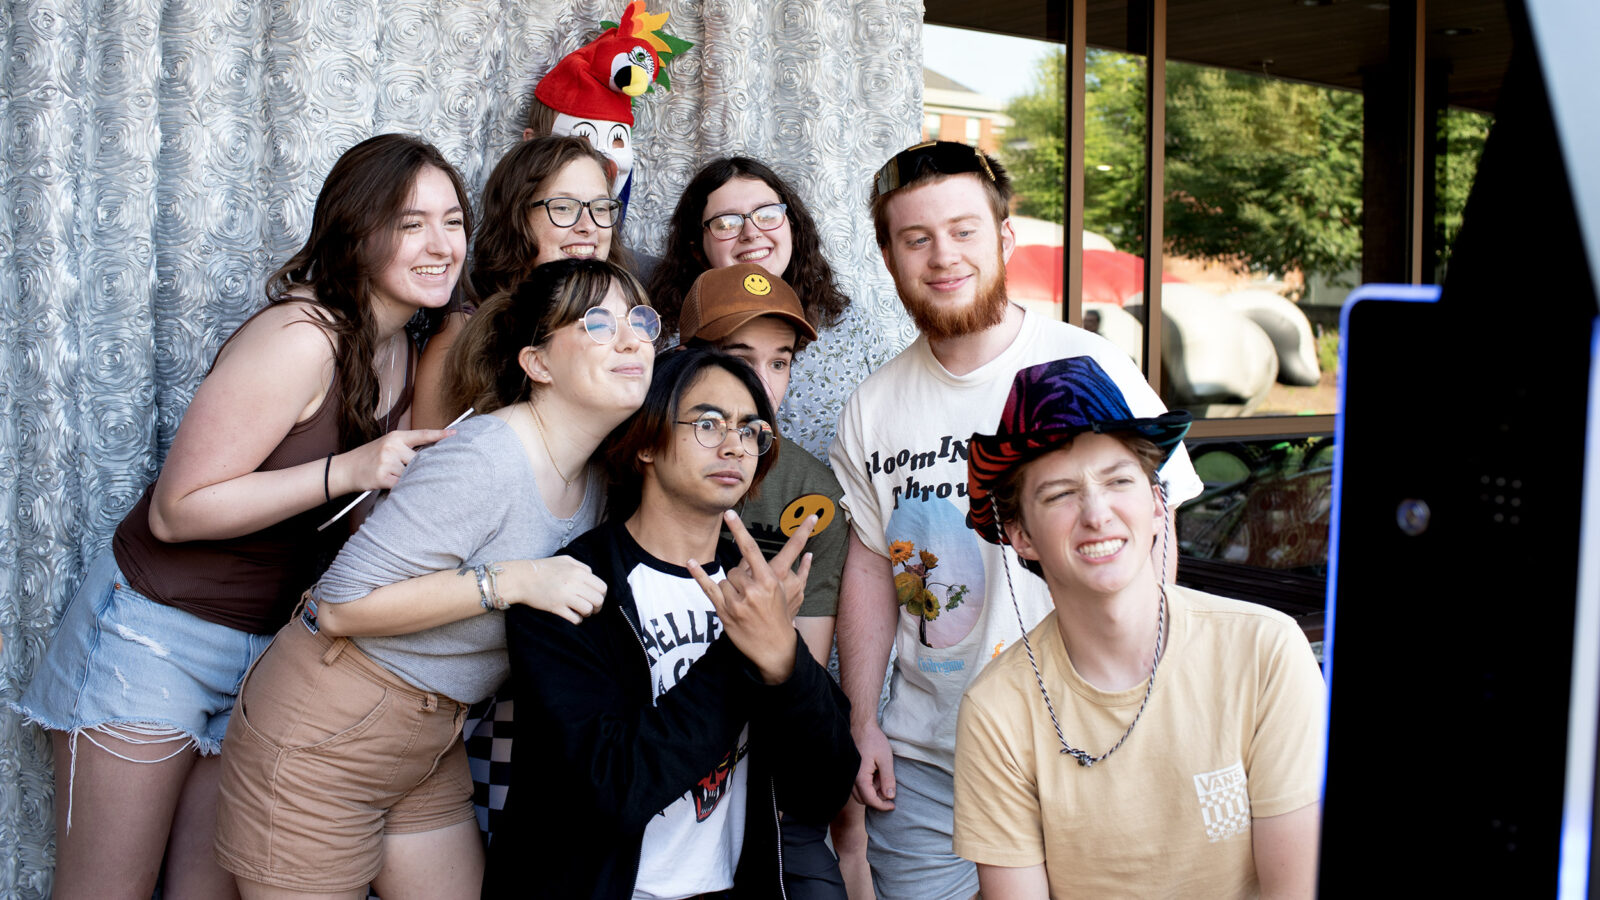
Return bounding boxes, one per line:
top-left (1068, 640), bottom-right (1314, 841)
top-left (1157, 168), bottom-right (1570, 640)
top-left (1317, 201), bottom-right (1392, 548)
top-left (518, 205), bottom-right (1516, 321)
top-left (953, 356), bottom-right (1325, 898)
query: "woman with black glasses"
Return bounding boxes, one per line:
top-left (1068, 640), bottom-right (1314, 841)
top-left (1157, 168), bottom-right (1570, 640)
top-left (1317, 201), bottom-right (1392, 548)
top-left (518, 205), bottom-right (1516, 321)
top-left (413, 135), bottom-right (626, 429)
top-left (646, 157), bottom-right (851, 339)
top-left (214, 260), bottom-right (658, 899)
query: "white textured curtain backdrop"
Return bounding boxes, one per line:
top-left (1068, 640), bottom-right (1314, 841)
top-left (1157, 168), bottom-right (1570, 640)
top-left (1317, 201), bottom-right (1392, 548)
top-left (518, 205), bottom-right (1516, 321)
top-left (0, 0), bottom-right (920, 893)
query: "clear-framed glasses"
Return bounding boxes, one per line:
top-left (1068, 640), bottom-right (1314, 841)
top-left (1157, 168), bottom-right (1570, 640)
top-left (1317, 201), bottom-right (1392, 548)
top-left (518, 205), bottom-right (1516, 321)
top-left (676, 412), bottom-right (775, 456)
top-left (582, 305), bottom-right (661, 344)
top-left (532, 197), bottom-right (623, 229)
top-left (702, 203), bottom-right (788, 241)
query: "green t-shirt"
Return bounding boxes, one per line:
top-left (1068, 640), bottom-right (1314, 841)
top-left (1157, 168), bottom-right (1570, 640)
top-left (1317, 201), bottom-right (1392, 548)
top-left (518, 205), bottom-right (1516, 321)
top-left (734, 435), bottom-right (846, 618)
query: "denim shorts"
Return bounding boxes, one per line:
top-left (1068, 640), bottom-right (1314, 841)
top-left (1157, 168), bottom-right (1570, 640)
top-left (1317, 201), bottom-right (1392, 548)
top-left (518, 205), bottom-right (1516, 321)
top-left (15, 551), bottom-right (272, 755)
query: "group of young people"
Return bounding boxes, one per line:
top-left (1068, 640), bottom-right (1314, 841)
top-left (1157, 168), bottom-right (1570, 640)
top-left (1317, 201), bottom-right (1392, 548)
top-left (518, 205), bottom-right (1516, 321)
top-left (16, 116), bottom-right (1327, 899)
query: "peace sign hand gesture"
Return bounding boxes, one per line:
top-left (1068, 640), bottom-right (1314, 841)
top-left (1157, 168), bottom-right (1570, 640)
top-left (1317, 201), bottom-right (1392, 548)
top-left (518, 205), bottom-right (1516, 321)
top-left (687, 509), bottom-right (816, 685)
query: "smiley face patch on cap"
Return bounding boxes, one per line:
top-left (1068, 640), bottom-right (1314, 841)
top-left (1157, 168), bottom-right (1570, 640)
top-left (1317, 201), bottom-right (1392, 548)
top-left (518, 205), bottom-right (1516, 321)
top-left (743, 273), bottom-right (772, 296)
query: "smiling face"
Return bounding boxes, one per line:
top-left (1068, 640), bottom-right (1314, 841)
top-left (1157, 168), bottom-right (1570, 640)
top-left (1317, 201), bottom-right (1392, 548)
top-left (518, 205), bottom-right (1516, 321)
top-left (717, 315), bottom-right (798, 410)
top-left (1004, 434), bottom-right (1163, 602)
top-left (531, 156), bottom-right (614, 267)
top-left (880, 173), bottom-right (1016, 342)
top-left (700, 177), bottom-right (793, 276)
top-left (367, 165), bottom-right (467, 330)
top-left (525, 280), bottom-right (653, 426)
top-left (643, 366), bottom-right (763, 517)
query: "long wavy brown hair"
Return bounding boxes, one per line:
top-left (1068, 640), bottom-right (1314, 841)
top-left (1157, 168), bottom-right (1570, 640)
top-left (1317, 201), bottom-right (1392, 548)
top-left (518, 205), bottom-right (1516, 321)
top-left (646, 157), bottom-right (851, 337)
top-left (472, 135), bottom-right (626, 301)
top-left (266, 133), bottom-right (473, 449)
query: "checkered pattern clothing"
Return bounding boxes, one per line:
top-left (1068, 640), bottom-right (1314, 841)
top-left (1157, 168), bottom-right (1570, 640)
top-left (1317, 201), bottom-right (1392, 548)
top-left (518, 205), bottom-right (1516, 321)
top-left (464, 687), bottom-right (515, 843)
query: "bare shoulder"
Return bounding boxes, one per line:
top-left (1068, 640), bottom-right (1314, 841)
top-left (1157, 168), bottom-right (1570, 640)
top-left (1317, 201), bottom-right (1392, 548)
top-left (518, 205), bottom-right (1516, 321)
top-left (219, 300), bottom-right (339, 368)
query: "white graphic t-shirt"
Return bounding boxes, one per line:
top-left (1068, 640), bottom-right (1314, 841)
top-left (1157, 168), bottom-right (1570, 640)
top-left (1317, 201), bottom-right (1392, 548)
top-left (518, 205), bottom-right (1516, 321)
top-left (830, 310), bottom-right (1204, 772)
top-left (626, 547), bottom-right (748, 900)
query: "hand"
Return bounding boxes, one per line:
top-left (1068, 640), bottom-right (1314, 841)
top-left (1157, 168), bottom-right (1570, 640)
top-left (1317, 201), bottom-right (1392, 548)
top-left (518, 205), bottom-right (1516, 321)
top-left (497, 557), bottom-right (607, 625)
top-left (851, 720), bottom-right (897, 811)
top-left (333, 428), bottom-right (455, 494)
top-left (688, 510), bottom-right (815, 684)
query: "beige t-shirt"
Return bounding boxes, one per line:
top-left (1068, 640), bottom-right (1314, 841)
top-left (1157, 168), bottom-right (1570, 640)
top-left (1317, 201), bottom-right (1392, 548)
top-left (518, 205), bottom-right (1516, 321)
top-left (953, 586), bottom-right (1325, 898)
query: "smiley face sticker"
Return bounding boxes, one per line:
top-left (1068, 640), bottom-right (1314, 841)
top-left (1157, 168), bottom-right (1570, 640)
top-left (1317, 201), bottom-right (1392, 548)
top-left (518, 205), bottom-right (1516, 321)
top-left (781, 493), bottom-right (836, 538)
top-left (743, 273), bottom-right (772, 296)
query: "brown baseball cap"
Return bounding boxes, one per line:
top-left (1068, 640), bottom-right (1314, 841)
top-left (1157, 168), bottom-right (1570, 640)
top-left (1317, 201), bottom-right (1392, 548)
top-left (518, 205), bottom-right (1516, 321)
top-left (678, 264), bottom-right (818, 346)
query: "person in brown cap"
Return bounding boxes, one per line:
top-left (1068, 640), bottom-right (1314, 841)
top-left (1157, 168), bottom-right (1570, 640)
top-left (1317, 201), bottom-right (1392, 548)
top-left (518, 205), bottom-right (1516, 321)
top-left (678, 262), bottom-right (854, 900)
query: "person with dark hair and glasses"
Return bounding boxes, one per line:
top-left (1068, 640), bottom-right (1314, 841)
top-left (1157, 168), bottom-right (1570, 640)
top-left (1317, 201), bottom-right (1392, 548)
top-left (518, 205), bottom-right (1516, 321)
top-left (647, 156), bottom-right (852, 339)
top-left (828, 141), bottom-right (1205, 897)
top-left (953, 356), bottom-right (1323, 898)
top-left (676, 264), bottom-right (857, 898)
top-left (486, 345), bottom-right (858, 899)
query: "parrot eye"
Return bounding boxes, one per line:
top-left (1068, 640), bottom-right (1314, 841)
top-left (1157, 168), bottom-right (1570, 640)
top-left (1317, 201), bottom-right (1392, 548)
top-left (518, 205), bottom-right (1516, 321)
top-left (629, 47), bottom-right (651, 68)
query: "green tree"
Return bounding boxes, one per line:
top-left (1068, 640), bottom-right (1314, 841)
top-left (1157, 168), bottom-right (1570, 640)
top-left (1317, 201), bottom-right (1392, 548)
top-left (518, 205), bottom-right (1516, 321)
top-left (1000, 50), bottom-right (1066, 223)
top-left (1436, 107), bottom-right (1492, 276)
top-left (1005, 49), bottom-right (1369, 283)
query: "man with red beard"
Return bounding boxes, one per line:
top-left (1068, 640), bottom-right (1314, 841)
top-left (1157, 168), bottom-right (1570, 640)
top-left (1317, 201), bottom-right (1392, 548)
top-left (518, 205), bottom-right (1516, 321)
top-left (828, 141), bottom-right (1205, 899)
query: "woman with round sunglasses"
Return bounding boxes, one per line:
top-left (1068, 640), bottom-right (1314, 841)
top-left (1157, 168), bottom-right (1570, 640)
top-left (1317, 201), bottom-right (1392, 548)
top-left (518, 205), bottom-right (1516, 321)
top-left (413, 135), bottom-right (626, 430)
top-left (647, 157), bottom-right (851, 337)
top-left (214, 259), bottom-right (657, 900)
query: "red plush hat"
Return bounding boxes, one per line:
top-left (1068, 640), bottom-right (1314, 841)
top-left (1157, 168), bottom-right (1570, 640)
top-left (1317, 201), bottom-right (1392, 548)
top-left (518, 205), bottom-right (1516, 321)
top-left (534, 1), bottom-right (690, 126)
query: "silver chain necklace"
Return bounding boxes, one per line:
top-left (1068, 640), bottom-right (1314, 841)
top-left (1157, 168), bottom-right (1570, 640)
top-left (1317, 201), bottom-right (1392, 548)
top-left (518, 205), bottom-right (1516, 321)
top-left (1002, 484), bottom-right (1171, 768)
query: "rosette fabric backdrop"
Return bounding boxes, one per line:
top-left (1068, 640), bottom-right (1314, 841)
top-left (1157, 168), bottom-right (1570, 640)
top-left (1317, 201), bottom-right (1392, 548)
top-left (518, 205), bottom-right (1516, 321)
top-left (0, 0), bottom-right (921, 892)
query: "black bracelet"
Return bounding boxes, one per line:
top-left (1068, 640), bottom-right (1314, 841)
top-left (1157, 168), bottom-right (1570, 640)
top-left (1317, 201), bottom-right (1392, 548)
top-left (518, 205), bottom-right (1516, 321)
top-left (324, 453), bottom-right (335, 503)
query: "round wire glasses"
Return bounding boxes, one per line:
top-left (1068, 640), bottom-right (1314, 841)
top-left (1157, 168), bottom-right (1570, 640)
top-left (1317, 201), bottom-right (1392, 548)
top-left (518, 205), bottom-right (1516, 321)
top-left (675, 412), bottom-right (775, 455)
top-left (582, 305), bottom-right (661, 344)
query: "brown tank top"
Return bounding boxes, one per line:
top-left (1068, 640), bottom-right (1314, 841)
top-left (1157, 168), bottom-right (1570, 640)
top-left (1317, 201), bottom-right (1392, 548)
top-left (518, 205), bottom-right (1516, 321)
top-left (113, 337), bottom-right (415, 634)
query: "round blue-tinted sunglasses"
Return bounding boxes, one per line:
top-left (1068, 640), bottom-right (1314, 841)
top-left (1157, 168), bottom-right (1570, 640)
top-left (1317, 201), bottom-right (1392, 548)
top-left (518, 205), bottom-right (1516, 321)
top-left (583, 305), bottom-right (661, 344)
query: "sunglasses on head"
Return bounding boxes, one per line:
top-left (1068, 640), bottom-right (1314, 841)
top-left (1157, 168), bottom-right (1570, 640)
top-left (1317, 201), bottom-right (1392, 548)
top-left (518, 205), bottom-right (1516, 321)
top-left (581, 304), bottom-right (661, 344)
top-left (872, 141), bottom-right (996, 199)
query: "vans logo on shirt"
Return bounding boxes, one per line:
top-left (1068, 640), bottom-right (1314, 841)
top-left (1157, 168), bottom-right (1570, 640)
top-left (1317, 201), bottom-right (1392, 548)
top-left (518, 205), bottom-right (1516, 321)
top-left (1193, 761), bottom-right (1251, 842)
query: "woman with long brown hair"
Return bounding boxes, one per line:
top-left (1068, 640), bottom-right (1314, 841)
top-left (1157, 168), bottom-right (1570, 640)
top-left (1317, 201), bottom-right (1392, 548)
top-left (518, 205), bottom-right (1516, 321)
top-left (14, 133), bottom-right (470, 899)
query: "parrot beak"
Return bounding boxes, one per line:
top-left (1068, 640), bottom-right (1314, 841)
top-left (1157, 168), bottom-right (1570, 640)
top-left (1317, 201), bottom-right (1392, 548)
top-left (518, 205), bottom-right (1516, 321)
top-left (615, 65), bottom-right (651, 97)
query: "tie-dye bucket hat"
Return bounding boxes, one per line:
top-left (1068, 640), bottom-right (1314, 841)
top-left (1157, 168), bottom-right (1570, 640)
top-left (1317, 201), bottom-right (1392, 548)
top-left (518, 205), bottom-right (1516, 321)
top-left (966, 356), bottom-right (1192, 544)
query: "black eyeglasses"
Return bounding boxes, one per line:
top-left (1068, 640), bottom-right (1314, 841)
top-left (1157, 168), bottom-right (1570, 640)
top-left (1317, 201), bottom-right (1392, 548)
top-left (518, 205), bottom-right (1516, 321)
top-left (871, 141), bottom-right (996, 199)
top-left (676, 412), bottom-right (774, 456)
top-left (532, 197), bottom-right (623, 229)
top-left (581, 305), bottom-right (661, 344)
top-left (702, 203), bottom-right (788, 241)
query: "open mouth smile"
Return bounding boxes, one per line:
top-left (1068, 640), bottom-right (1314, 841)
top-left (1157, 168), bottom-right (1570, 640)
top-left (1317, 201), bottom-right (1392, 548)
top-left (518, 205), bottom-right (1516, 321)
top-left (1077, 538), bottom-right (1127, 560)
